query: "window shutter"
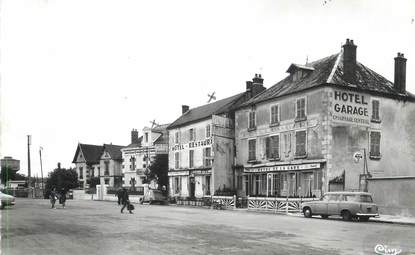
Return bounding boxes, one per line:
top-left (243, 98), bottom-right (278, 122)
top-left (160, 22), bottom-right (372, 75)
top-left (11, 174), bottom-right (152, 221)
top-left (265, 137), bottom-right (270, 159)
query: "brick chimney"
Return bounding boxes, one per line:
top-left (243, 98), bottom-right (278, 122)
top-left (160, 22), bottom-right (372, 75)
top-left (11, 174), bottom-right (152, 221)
top-left (131, 129), bottom-right (139, 144)
top-left (342, 38), bottom-right (357, 84)
top-left (182, 105), bottom-right (189, 114)
top-left (246, 74), bottom-right (266, 100)
top-left (394, 52), bottom-right (407, 93)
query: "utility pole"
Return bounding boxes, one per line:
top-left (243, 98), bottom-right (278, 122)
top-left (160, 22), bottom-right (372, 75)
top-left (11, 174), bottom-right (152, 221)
top-left (39, 147), bottom-right (44, 192)
top-left (27, 135), bottom-right (32, 198)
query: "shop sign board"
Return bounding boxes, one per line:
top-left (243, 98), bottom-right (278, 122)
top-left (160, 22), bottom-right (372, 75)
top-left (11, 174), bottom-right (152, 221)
top-left (170, 137), bottom-right (213, 151)
top-left (192, 169), bottom-right (212, 175)
top-left (332, 90), bottom-right (370, 126)
top-left (244, 163), bottom-right (320, 173)
top-left (168, 170), bottom-right (189, 176)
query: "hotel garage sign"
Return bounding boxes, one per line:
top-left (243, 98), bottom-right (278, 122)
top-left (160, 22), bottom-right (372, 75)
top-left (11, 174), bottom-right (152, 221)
top-left (244, 163), bottom-right (320, 173)
top-left (332, 90), bottom-right (370, 126)
top-left (170, 137), bottom-right (213, 151)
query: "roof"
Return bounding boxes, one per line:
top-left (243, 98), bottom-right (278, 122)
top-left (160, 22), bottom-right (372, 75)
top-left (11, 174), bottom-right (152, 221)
top-left (241, 51), bottom-right (415, 107)
top-left (124, 136), bottom-right (143, 149)
top-left (103, 144), bottom-right (125, 161)
top-left (72, 143), bottom-right (103, 164)
top-left (168, 92), bottom-right (246, 129)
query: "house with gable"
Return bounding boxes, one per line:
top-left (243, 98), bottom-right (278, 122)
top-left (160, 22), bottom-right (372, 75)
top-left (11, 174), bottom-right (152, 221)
top-left (72, 143), bottom-right (103, 189)
top-left (99, 144), bottom-right (124, 188)
top-left (234, 39), bottom-right (415, 216)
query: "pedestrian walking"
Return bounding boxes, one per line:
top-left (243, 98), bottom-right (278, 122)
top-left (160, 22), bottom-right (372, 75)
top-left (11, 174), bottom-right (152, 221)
top-left (116, 188), bottom-right (123, 206)
top-left (120, 188), bottom-right (133, 214)
top-left (50, 188), bottom-right (58, 209)
top-left (59, 188), bottom-right (67, 208)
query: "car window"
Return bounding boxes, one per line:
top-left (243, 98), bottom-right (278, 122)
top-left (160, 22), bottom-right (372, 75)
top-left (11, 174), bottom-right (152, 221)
top-left (344, 194), bottom-right (373, 202)
top-left (328, 194), bottom-right (339, 201)
top-left (321, 195), bottom-right (330, 201)
top-left (360, 195), bottom-right (373, 203)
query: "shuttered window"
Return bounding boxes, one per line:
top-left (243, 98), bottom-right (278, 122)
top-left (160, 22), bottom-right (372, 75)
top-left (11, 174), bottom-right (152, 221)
top-left (189, 150), bottom-right (194, 168)
top-left (296, 98), bottom-right (306, 120)
top-left (266, 135), bottom-right (280, 159)
top-left (270, 105), bottom-right (279, 124)
top-left (206, 124), bottom-right (211, 138)
top-left (371, 100), bottom-right (380, 122)
top-left (204, 148), bottom-right (212, 167)
top-left (248, 111), bottom-right (256, 129)
top-left (248, 139), bottom-right (256, 161)
top-left (370, 131), bottom-right (381, 157)
top-left (295, 130), bottom-right (307, 157)
top-left (175, 152), bottom-right (180, 169)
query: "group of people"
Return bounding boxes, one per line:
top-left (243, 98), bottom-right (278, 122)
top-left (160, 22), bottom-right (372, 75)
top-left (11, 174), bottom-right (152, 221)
top-left (116, 187), bottom-right (134, 214)
top-left (49, 188), bottom-right (67, 209)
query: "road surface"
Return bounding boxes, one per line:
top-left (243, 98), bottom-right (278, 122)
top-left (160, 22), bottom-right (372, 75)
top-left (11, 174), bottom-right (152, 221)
top-left (1, 198), bottom-right (414, 255)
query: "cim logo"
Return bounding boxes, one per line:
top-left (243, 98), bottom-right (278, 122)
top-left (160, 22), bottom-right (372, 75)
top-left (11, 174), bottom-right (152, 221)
top-left (374, 244), bottom-right (402, 255)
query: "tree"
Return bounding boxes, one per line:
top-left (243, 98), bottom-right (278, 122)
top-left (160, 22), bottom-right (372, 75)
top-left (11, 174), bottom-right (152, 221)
top-left (45, 164), bottom-right (78, 193)
top-left (146, 154), bottom-right (168, 189)
top-left (1, 166), bottom-right (16, 184)
top-left (87, 177), bottom-right (100, 189)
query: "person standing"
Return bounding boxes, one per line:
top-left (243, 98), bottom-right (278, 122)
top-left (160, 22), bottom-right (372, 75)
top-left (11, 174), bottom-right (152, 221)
top-left (116, 188), bottom-right (122, 206)
top-left (120, 188), bottom-right (133, 214)
top-left (59, 188), bottom-right (67, 208)
top-left (50, 188), bottom-right (57, 209)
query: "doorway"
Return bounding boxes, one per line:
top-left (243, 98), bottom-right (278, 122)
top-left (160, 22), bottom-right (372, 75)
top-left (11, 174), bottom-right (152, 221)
top-left (189, 177), bottom-right (195, 198)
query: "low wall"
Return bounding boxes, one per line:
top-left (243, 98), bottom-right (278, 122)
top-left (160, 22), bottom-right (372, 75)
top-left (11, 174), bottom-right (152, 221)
top-left (73, 190), bottom-right (94, 200)
top-left (73, 189), bottom-right (143, 204)
top-left (368, 177), bottom-right (415, 217)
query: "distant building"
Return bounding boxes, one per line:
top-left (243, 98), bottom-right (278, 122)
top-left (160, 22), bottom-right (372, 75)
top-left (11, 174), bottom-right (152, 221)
top-left (121, 125), bottom-right (169, 189)
top-left (1, 156), bottom-right (20, 172)
top-left (234, 39), bottom-right (415, 216)
top-left (99, 144), bottom-right (124, 188)
top-left (167, 75), bottom-right (265, 198)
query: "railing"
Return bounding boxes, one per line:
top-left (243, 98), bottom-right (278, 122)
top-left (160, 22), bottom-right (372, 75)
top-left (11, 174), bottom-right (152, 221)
top-left (247, 196), bottom-right (319, 213)
top-left (175, 195), bottom-right (237, 209)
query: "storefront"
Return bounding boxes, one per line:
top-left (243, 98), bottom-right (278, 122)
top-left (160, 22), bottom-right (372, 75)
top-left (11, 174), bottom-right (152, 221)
top-left (243, 163), bottom-right (324, 198)
top-left (169, 169), bottom-right (212, 198)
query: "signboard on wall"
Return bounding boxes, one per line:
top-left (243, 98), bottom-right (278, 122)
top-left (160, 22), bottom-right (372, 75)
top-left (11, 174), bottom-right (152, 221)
top-left (244, 163), bottom-right (321, 173)
top-left (168, 170), bottom-right (189, 176)
top-left (332, 90), bottom-right (370, 126)
top-left (170, 137), bottom-right (213, 151)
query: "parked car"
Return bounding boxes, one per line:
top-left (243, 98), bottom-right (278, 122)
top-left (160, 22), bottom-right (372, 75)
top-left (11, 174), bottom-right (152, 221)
top-left (0, 191), bottom-right (16, 209)
top-left (301, 191), bottom-right (379, 221)
top-left (141, 189), bottom-right (168, 205)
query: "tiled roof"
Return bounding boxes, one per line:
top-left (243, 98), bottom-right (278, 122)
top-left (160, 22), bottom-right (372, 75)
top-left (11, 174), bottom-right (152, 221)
top-left (124, 136), bottom-right (143, 149)
top-left (72, 143), bottom-right (103, 164)
top-left (168, 92), bottom-right (246, 129)
top-left (103, 144), bottom-right (125, 161)
top-left (241, 51), bottom-right (415, 107)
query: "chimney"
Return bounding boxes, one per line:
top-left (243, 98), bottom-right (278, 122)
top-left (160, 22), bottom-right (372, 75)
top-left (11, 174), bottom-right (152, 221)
top-left (182, 105), bottom-right (189, 114)
top-left (131, 129), bottom-right (139, 144)
top-left (342, 38), bottom-right (357, 84)
top-left (246, 74), bottom-right (266, 100)
top-left (394, 52), bottom-right (407, 93)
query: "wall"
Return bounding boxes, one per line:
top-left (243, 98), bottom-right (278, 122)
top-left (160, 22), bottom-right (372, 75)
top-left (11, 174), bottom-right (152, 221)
top-left (235, 88), bottom-right (327, 166)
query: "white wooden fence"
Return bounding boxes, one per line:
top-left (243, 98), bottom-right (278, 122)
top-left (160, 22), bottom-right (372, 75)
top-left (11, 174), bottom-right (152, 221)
top-left (247, 196), bottom-right (318, 213)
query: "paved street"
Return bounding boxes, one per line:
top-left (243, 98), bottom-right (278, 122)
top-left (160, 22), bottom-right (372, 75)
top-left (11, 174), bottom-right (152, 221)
top-left (1, 198), bottom-right (415, 255)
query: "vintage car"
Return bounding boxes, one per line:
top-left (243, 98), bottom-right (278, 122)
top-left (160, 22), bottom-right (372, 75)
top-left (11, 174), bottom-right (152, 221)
top-left (0, 191), bottom-right (16, 209)
top-left (301, 191), bottom-right (379, 221)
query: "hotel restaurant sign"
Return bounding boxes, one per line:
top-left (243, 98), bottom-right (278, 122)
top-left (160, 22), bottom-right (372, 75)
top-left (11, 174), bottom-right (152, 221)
top-left (244, 163), bottom-right (320, 173)
top-left (170, 137), bottom-right (212, 151)
top-left (332, 90), bottom-right (370, 126)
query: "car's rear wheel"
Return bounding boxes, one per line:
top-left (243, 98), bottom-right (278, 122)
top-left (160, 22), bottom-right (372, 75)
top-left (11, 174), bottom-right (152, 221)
top-left (303, 207), bottom-right (312, 218)
top-left (359, 216), bottom-right (369, 222)
top-left (321, 215), bottom-right (329, 219)
top-left (341, 210), bottom-right (352, 221)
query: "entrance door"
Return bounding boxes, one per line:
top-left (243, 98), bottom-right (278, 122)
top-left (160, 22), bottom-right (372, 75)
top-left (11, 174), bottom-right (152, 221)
top-left (189, 177), bottom-right (195, 198)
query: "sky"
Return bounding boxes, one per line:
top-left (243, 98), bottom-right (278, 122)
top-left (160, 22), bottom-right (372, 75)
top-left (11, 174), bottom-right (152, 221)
top-left (0, 0), bottom-right (414, 177)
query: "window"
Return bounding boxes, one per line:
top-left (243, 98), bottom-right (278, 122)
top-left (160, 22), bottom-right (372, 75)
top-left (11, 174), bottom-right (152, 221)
top-left (189, 128), bottom-right (195, 141)
top-left (175, 152), bottom-right (180, 169)
top-left (248, 139), bottom-right (256, 161)
top-left (370, 131), bottom-right (381, 158)
top-left (371, 99), bottom-right (380, 122)
top-left (248, 111), bottom-right (256, 130)
top-left (266, 135), bottom-right (280, 159)
top-left (130, 156), bottom-right (136, 170)
top-left (145, 132), bottom-right (149, 143)
top-left (104, 161), bottom-right (110, 175)
top-left (295, 130), bottom-right (307, 157)
top-left (189, 150), bottom-right (194, 168)
top-left (174, 177), bottom-right (182, 194)
top-left (175, 132), bottom-right (179, 144)
top-left (104, 179), bottom-right (109, 185)
top-left (79, 167), bottom-right (83, 179)
top-left (206, 125), bottom-right (211, 138)
top-left (205, 176), bottom-right (211, 195)
top-left (296, 97), bottom-right (306, 120)
top-left (270, 105), bottom-right (279, 125)
top-left (204, 148), bottom-right (212, 167)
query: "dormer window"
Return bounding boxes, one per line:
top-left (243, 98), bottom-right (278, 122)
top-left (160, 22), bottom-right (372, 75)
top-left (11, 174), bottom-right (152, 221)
top-left (286, 64), bottom-right (314, 82)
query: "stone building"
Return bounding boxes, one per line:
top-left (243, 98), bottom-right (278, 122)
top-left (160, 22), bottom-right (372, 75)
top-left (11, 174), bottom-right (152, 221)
top-left (99, 144), bottom-right (124, 188)
top-left (234, 39), bottom-right (415, 216)
top-left (121, 125), bottom-right (169, 189)
top-left (167, 75), bottom-right (266, 199)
